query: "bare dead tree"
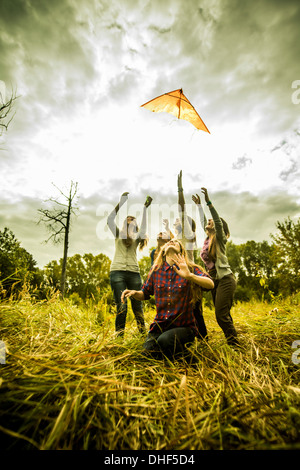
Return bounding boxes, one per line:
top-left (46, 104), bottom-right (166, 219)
top-left (38, 181), bottom-right (79, 299)
top-left (0, 89), bottom-right (18, 136)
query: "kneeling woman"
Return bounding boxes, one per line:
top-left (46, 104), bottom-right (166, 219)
top-left (121, 239), bottom-right (214, 359)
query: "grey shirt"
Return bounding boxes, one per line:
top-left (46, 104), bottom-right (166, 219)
top-left (197, 204), bottom-right (232, 280)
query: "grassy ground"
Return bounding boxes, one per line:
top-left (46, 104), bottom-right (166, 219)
top-left (0, 291), bottom-right (300, 450)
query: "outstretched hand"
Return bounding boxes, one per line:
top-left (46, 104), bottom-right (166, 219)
top-left (120, 192), bottom-right (129, 203)
top-left (121, 289), bottom-right (136, 303)
top-left (177, 170), bottom-right (183, 190)
top-left (201, 187), bottom-right (210, 204)
top-left (162, 219), bottom-right (170, 233)
top-left (192, 193), bottom-right (201, 205)
top-left (170, 253), bottom-right (191, 280)
top-left (144, 195), bottom-right (153, 208)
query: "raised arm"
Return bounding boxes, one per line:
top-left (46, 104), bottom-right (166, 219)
top-left (107, 192), bottom-right (129, 237)
top-left (177, 170), bottom-right (185, 213)
top-left (177, 170), bottom-right (193, 240)
top-left (192, 193), bottom-right (207, 232)
top-left (162, 219), bottom-right (174, 240)
top-left (137, 195), bottom-right (152, 240)
top-left (201, 187), bottom-right (225, 242)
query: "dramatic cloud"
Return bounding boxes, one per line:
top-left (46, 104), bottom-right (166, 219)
top-left (0, 0), bottom-right (299, 267)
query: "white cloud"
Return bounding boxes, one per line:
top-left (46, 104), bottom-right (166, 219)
top-left (0, 0), bottom-right (300, 267)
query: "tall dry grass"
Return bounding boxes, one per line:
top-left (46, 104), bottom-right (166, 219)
top-left (0, 291), bottom-right (299, 450)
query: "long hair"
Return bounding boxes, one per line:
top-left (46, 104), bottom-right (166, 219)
top-left (153, 239), bottom-right (208, 305)
top-left (208, 218), bottom-right (230, 262)
top-left (119, 216), bottom-right (148, 251)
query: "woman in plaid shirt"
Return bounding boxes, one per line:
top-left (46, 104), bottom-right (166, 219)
top-left (121, 239), bottom-right (214, 359)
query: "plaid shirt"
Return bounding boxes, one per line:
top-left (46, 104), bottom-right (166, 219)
top-left (142, 261), bottom-right (209, 334)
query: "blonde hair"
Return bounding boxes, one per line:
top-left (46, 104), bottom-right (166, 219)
top-left (152, 239), bottom-right (207, 305)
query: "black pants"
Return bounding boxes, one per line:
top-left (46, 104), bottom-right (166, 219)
top-left (193, 301), bottom-right (208, 340)
top-left (212, 274), bottom-right (238, 344)
top-left (143, 327), bottom-right (195, 359)
top-left (193, 274), bottom-right (238, 344)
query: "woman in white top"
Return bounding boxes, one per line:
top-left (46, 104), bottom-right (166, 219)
top-left (107, 192), bottom-right (152, 336)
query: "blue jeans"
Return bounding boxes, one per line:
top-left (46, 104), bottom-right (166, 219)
top-left (143, 327), bottom-right (195, 359)
top-left (109, 270), bottom-right (145, 335)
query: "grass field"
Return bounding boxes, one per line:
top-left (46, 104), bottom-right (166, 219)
top-left (0, 291), bottom-right (300, 450)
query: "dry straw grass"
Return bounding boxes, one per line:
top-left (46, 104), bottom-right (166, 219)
top-left (0, 291), bottom-right (300, 450)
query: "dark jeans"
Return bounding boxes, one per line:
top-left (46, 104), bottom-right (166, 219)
top-left (211, 274), bottom-right (238, 344)
top-left (143, 327), bottom-right (195, 359)
top-left (109, 270), bottom-right (145, 335)
top-left (193, 301), bottom-right (208, 340)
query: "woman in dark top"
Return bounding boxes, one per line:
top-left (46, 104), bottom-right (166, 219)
top-left (193, 188), bottom-right (239, 346)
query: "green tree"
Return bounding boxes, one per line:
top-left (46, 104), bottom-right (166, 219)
top-left (43, 260), bottom-right (61, 291)
top-left (271, 217), bottom-right (300, 294)
top-left (138, 250), bottom-right (153, 283)
top-left (226, 240), bottom-right (279, 301)
top-left (241, 240), bottom-right (275, 279)
top-left (67, 253), bottom-right (111, 302)
top-left (44, 253), bottom-right (112, 303)
top-left (0, 227), bottom-right (37, 297)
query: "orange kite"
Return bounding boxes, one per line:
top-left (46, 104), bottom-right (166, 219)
top-left (141, 88), bottom-right (210, 133)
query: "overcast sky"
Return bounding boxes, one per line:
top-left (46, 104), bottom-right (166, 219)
top-left (0, 0), bottom-right (300, 268)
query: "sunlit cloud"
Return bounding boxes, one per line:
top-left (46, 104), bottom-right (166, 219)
top-left (0, 0), bottom-right (299, 266)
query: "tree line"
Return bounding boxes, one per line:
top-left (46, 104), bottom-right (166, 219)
top-left (0, 216), bottom-right (299, 305)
